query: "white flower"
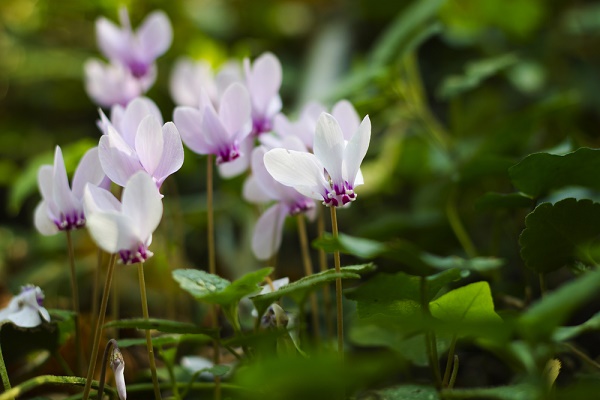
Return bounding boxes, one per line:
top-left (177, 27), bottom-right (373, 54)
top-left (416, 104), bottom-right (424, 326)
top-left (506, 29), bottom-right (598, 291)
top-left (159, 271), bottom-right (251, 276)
top-left (0, 285), bottom-right (50, 328)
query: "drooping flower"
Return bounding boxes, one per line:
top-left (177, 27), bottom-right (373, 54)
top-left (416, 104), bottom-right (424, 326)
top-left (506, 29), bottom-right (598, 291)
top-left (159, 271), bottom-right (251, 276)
top-left (98, 97), bottom-right (184, 189)
top-left (96, 7), bottom-right (172, 80)
top-left (83, 171), bottom-right (163, 265)
top-left (84, 59), bottom-right (156, 108)
top-left (173, 82), bottom-right (252, 165)
top-left (0, 285), bottom-right (50, 328)
top-left (264, 112), bottom-right (371, 207)
top-left (244, 52), bottom-right (283, 136)
top-left (249, 277), bottom-right (290, 317)
top-left (35, 146), bottom-right (107, 235)
top-left (244, 142), bottom-right (315, 260)
top-left (110, 343), bottom-right (127, 400)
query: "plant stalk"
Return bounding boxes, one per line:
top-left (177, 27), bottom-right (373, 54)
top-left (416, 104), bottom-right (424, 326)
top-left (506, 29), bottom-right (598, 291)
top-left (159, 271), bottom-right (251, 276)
top-left (0, 340), bottom-right (12, 397)
top-left (317, 210), bottom-right (334, 339)
top-left (82, 253), bottom-right (117, 400)
top-left (297, 215), bottom-right (320, 341)
top-left (90, 249), bottom-right (103, 337)
top-left (443, 336), bottom-right (458, 387)
top-left (137, 262), bottom-right (162, 400)
top-left (97, 338), bottom-right (117, 399)
top-left (66, 230), bottom-right (83, 375)
top-left (329, 207), bottom-right (344, 356)
top-left (420, 276), bottom-right (442, 389)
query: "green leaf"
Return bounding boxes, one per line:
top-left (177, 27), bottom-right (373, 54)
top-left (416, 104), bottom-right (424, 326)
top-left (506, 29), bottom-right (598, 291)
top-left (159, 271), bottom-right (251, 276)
top-left (509, 147), bottom-right (600, 198)
top-left (553, 311), bottom-right (600, 342)
top-left (475, 192), bottom-right (534, 211)
top-left (519, 198), bottom-right (600, 273)
top-left (440, 384), bottom-right (540, 400)
top-left (104, 318), bottom-right (216, 336)
top-left (369, 384), bottom-right (440, 399)
top-left (116, 334), bottom-right (212, 348)
top-left (173, 267), bottom-right (273, 306)
top-left (250, 264), bottom-right (374, 318)
top-left (519, 269), bottom-right (600, 340)
top-left (312, 233), bottom-right (387, 258)
top-left (420, 254), bottom-right (503, 273)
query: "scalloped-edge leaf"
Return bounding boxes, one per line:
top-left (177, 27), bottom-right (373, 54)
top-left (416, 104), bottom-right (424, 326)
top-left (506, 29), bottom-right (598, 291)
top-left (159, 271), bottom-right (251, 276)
top-left (104, 318), bottom-right (216, 336)
top-left (509, 147), bottom-right (600, 198)
top-left (519, 198), bottom-right (600, 273)
top-left (250, 264), bottom-right (375, 317)
top-left (173, 268), bottom-right (273, 306)
top-left (519, 269), bottom-right (600, 340)
top-left (475, 192), bottom-right (534, 211)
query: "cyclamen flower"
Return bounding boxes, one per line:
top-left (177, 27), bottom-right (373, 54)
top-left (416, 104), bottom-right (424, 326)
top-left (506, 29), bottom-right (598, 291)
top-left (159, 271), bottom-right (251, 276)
top-left (264, 112), bottom-right (371, 207)
top-left (96, 7), bottom-right (172, 80)
top-left (244, 52), bottom-right (283, 136)
top-left (83, 171), bottom-right (162, 265)
top-left (98, 97), bottom-right (184, 189)
top-left (35, 146), bottom-right (107, 235)
top-left (0, 285), bottom-right (50, 328)
top-left (244, 143), bottom-right (315, 260)
top-left (110, 344), bottom-right (127, 400)
top-left (173, 82), bottom-right (252, 165)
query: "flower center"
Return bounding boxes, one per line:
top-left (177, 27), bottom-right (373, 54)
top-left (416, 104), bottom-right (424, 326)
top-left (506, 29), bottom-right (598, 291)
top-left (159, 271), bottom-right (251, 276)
top-left (118, 243), bottom-right (153, 265)
top-left (54, 211), bottom-right (86, 231)
top-left (288, 198), bottom-right (315, 216)
top-left (252, 117), bottom-right (272, 137)
top-left (128, 60), bottom-right (149, 78)
top-left (216, 143), bottom-right (241, 164)
top-left (322, 181), bottom-right (356, 207)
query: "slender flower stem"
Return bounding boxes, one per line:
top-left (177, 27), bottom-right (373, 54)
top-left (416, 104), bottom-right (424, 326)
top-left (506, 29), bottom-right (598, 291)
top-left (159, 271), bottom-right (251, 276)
top-left (83, 254), bottom-right (117, 400)
top-left (90, 249), bottom-right (103, 337)
top-left (97, 339), bottom-right (118, 399)
top-left (137, 262), bottom-right (161, 400)
top-left (65, 230), bottom-right (83, 375)
top-left (329, 207), bottom-right (344, 356)
top-left (420, 277), bottom-right (442, 389)
top-left (317, 210), bottom-right (334, 339)
top-left (297, 215), bottom-right (320, 341)
top-left (206, 154), bottom-right (222, 400)
top-left (443, 336), bottom-right (458, 387)
top-left (445, 190), bottom-right (477, 258)
top-left (0, 340), bottom-right (12, 397)
top-left (112, 270), bottom-right (120, 338)
top-left (448, 355), bottom-right (459, 389)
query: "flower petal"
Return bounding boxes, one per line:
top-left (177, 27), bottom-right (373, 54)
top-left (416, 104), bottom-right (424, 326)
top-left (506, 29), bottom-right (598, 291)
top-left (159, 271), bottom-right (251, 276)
top-left (37, 165), bottom-right (54, 202)
top-left (34, 201), bottom-right (59, 236)
top-left (263, 148), bottom-right (328, 201)
top-left (137, 11), bottom-right (172, 60)
top-left (52, 146), bottom-right (79, 216)
top-left (99, 134), bottom-right (142, 187)
top-left (72, 147), bottom-right (106, 200)
top-left (135, 115), bottom-right (164, 176)
top-left (121, 172), bottom-right (163, 243)
top-left (83, 184), bottom-right (121, 215)
top-left (202, 104), bottom-right (229, 148)
top-left (153, 122), bottom-right (184, 186)
top-left (96, 17), bottom-right (127, 62)
top-left (217, 136), bottom-right (252, 178)
top-left (313, 113), bottom-right (345, 186)
top-left (219, 82), bottom-right (251, 138)
top-left (6, 307), bottom-right (43, 328)
top-left (122, 97), bottom-right (163, 148)
top-left (250, 146), bottom-right (282, 200)
top-left (173, 106), bottom-right (212, 154)
top-left (86, 210), bottom-right (139, 254)
top-left (331, 100), bottom-right (360, 141)
top-left (245, 53), bottom-right (282, 116)
top-left (252, 203), bottom-right (287, 260)
top-left (344, 115), bottom-right (371, 186)
top-left (242, 175), bottom-right (272, 203)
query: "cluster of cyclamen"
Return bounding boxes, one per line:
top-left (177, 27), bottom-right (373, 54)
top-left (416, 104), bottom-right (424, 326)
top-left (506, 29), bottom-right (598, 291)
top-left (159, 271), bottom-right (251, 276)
top-left (35, 7), bottom-right (371, 264)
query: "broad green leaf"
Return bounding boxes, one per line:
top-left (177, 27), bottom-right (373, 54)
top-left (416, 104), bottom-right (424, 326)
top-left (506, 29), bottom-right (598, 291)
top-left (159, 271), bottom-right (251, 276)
top-left (251, 264), bottom-right (374, 318)
top-left (440, 384), bottom-right (540, 400)
top-left (116, 334), bottom-right (212, 348)
top-left (519, 198), bottom-right (600, 273)
top-left (475, 192), bottom-right (534, 211)
top-left (509, 148), bottom-right (600, 198)
top-left (421, 254), bottom-right (503, 273)
top-left (553, 311), bottom-right (600, 342)
top-left (104, 318), bottom-right (216, 336)
top-left (430, 282), bottom-right (502, 337)
top-left (368, 384), bottom-right (440, 399)
top-left (173, 268), bottom-right (272, 306)
top-left (519, 269), bottom-right (600, 339)
top-left (312, 233), bottom-right (387, 258)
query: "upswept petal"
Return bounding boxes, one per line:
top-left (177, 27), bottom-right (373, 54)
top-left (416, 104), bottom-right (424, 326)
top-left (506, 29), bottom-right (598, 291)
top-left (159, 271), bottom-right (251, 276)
top-left (343, 115), bottom-right (371, 186)
top-left (252, 203), bottom-right (287, 260)
top-left (332, 100), bottom-right (360, 141)
top-left (264, 148), bottom-right (328, 201)
top-left (173, 106), bottom-right (212, 154)
top-left (83, 184), bottom-right (121, 215)
top-left (52, 147), bottom-right (78, 216)
top-left (6, 308), bottom-right (43, 328)
top-left (34, 202), bottom-right (59, 236)
top-left (153, 122), bottom-right (184, 185)
top-left (121, 172), bottom-right (163, 243)
top-left (135, 115), bottom-right (164, 175)
top-left (37, 165), bottom-right (54, 202)
top-left (170, 58), bottom-right (215, 107)
top-left (314, 113), bottom-right (345, 186)
top-left (219, 83), bottom-right (251, 138)
top-left (86, 210), bottom-right (139, 254)
top-left (137, 11), bottom-right (172, 60)
top-left (72, 147), bottom-right (105, 199)
top-left (83, 59), bottom-right (143, 108)
top-left (250, 146), bottom-right (281, 200)
top-left (202, 105), bottom-right (229, 148)
top-left (99, 134), bottom-right (142, 187)
top-left (242, 175), bottom-right (272, 203)
top-left (122, 97), bottom-right (163, 147)
top-left (246, 53), bottom-right (282, 115)
top-left (96, 17), bottom-right (127, 62)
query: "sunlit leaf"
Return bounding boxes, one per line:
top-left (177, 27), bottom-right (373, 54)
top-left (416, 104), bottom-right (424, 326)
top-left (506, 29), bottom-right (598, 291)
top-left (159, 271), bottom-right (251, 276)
top-left (440, 383), bottom-right (540, 400)
top-left (104, 318), bottom-right (216, 336)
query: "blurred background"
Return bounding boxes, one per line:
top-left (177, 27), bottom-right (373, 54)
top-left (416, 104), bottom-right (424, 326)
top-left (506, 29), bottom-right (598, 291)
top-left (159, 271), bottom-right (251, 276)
top-left (1, 0), bottom-right (600, 381)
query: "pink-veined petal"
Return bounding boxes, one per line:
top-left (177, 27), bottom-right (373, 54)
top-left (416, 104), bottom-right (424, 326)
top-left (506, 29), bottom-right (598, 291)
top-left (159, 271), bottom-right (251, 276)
top-left (135, 115), bottom-right (164, 175)
top-left (121, 172), bottom-right (163, 243)
top-left (86, 210), bottom-right (138, 253)
top-left (121, 97), bottom-right (163, 148)
top-left (314, 113), bottom-right (345, 186)
top-left (153, 122), bottom-right (184, 186)
top-left (137, 11), bottom-right (172, 60)
top-left (246, 53), bottom-right (282, 116)
top-left (332, 100), bottom-right (360, 141)
top-left (34, 201), bottom-right (59, 236)
top-left (242, 175), bottom-right (272, 204)
top-left (219, 83), bottom-right (251, 137)
top-left (99, 134), bottom-right (142, 187)
top-left (52, 146), bottom-right (78, 216)
top-left (344, 115), bottom-right (371, 186)
top-left (173, 106), bottom-right (212, 154)
top-left (96, 17), bottom-right (127, 62)
top-left (202, 104), bottom-right (230, 149)
top-left (252, 203), bottom-right (287, 260)
top-left (263, 148), bottom-right (328, 201)
top-left (72, 147), bottom-right (106, 199)
top-left (83, 184), bottom-right (121, 215)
